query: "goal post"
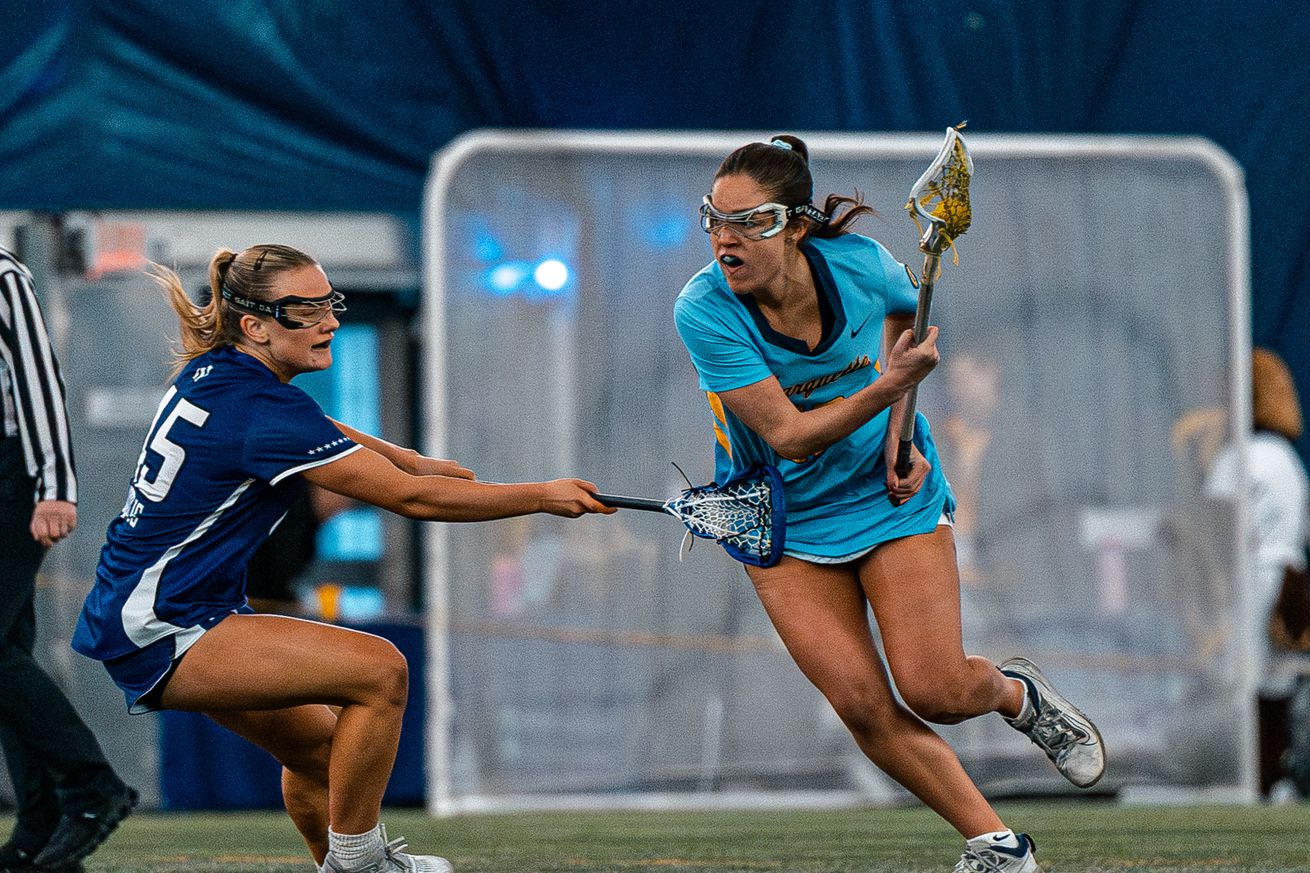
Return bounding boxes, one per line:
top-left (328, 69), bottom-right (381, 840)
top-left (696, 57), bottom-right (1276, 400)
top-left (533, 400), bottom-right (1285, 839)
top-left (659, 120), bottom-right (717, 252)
top-left (421, 131), bottom-right (1253, 814)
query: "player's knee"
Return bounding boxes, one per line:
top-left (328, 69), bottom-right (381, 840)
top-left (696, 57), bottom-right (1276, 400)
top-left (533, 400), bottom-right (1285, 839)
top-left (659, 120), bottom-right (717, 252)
top-left (368, 640), bottom-right (409, 708)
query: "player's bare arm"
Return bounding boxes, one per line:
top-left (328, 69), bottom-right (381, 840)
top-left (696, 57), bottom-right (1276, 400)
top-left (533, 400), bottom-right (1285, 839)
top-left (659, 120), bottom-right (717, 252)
top-left (303, 445), bottom-right (612, 520)
top-left (717, 324), bottom-right (939, 460)
top-left (330, 418), bottom-right (474, 479)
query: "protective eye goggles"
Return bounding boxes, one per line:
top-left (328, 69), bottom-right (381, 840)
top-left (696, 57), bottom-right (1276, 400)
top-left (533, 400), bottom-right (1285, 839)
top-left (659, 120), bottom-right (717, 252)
top-left (699, 196), bottom-right (830, 240)
top-left (221, 286), bottom-right (346, 330)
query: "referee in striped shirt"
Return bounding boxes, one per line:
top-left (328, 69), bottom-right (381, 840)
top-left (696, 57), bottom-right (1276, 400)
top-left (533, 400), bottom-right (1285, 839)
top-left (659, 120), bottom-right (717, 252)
top-left (0, 246), bottom-right (133, 872)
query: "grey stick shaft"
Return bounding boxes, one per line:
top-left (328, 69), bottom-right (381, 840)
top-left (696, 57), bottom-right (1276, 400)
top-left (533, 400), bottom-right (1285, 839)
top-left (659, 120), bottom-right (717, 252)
top-left (894, 247), bottom-right (941, 479)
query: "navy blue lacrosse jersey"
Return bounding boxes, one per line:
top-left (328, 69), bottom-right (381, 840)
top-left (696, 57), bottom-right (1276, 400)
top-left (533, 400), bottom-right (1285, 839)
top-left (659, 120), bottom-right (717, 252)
top-left (73, 345), bottom-right (360, 665)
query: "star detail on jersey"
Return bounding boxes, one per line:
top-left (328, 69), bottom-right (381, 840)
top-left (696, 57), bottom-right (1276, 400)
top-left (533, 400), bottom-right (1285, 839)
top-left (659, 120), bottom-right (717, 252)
top-left (308, 436), bottom-right (352, 456)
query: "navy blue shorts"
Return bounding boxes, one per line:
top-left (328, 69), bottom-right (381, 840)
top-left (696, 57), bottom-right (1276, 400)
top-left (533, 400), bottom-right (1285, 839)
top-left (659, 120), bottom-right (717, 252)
top-left (102, 608), bottom-right (248, 714)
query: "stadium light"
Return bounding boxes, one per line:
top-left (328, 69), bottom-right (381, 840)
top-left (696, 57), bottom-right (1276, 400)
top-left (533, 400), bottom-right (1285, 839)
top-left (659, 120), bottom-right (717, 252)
top-left (533, 258), bottom-right (569, 292)
top-left (486, 261), bottom-right (529, 294)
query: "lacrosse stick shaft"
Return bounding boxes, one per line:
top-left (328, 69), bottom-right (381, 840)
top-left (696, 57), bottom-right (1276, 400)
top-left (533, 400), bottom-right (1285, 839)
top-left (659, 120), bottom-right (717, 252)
top-left (594, 493), bottom-right (667, 512)
top-left (893, 242), bottom-right (942, 479)
top-left (893, 125), bottom-right (972, 483)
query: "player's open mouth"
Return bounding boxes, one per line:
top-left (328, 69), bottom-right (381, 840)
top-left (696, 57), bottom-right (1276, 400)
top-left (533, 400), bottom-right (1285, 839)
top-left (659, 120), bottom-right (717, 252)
top-left (311, 339), bottom-right (332, 350)
top-left (719, 254), bottom-right (743, 268)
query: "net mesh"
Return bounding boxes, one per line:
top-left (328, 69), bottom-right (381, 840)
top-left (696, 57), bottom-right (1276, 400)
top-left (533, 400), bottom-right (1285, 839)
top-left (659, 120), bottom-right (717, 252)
top-left (907, 124), bottom-right (974, 262)
top-left (666, 474), bottom-right (776, 561)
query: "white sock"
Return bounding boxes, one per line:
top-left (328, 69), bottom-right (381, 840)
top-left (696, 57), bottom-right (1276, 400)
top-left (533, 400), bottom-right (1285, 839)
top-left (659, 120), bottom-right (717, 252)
top-left (328, 824), bottom-right (384, 864)
top-left (967, 829), bottom-right (1020, 849)
top-left (1004, 677), bottom-right (1034, 725)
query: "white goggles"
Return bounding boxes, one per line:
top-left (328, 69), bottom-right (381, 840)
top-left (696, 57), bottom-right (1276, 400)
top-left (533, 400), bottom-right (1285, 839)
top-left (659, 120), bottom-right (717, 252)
top-left (699, 196), bottom-right (829, 240)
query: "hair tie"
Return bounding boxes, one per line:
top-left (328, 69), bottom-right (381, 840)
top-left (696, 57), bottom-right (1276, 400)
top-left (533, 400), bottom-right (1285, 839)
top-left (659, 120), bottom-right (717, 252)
top-left (770, 138), bottom-right (792, 151)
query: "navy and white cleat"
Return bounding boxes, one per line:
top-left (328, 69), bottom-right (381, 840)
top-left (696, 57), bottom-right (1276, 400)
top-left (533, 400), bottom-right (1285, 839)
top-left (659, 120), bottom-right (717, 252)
top-left (1000, 656), bottom-right (1106, 788)
top-left (954, 832), bottom-right (1040, 872)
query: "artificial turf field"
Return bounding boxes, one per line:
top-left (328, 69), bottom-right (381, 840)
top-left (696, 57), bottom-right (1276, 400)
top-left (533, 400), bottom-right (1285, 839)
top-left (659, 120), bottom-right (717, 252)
top-left (25, 801), bottom-right (1310, 873)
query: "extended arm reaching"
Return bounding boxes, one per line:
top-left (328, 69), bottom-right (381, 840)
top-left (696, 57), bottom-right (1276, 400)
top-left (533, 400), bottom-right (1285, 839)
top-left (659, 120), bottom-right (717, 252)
top-left (302, 445), bottom-right (612, 521)
top-left (331, 419), bottom-right (475, 479)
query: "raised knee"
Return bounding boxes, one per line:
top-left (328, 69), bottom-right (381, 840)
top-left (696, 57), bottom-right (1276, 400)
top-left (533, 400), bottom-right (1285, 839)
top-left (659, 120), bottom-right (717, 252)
top-left (371, 641), bottom-right (409, 708)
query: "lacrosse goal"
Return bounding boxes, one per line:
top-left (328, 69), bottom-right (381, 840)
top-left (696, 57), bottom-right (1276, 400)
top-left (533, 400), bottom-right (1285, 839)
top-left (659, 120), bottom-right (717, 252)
top-left (420, 131), bottom-right (1252, 814)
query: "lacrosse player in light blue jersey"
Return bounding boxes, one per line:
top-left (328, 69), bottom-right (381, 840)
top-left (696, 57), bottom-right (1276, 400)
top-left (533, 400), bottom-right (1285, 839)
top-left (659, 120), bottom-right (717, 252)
top-left (674, 136), bottom-right (1105, 873)
top-left (73, 244), bottom-right (613, 873)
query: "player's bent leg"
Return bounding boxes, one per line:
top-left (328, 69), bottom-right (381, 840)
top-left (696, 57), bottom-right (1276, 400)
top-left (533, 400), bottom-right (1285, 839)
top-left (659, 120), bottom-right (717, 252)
top-left (746, 557), bottom-right (1006, 840)
top-left (159, 614), bottom-right (407, 835)
top-left (858, 527), bottom-right (1024, 724)
top-left (205, 705), bottom-right (336, 863)
top-left (998, 656), bottom-right (1106, 788)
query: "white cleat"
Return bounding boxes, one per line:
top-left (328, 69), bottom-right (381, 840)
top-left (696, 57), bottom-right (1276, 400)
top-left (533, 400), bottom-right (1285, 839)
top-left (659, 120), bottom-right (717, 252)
top-left (954, 832), bottom-right (1041, 872)
top-left (319, 827), bottom-right (453, 873)
top-left (1000, 656), bottom-right (1107, 788)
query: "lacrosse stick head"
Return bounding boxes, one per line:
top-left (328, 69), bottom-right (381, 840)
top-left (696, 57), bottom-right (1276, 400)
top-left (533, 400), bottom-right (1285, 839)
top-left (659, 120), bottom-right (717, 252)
top-left (906, 124), bottom-right (974, 255)
top-left (663, 464), bottom-right (786, 567)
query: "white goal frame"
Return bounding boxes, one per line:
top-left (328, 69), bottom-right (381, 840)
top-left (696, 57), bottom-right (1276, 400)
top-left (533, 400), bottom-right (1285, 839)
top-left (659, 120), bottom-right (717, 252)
top-left (420, 130), bottom-right (1253, 815)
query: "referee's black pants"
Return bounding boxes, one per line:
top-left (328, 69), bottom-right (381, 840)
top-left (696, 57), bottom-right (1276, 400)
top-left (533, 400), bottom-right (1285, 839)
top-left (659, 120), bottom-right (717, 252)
top-left (0, 437), bottom-right (119, 849)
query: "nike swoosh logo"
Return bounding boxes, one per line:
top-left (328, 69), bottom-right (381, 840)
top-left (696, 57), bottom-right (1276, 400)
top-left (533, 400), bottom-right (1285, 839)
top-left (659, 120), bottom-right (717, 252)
top-left (988, 842), bottom-right (1029, 859)
top-left (849, 311), bottom-right (876, 338)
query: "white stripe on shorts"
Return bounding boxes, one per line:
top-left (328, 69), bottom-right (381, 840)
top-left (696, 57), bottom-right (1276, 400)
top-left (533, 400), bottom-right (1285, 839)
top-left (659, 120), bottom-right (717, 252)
top-left (784, 512), bottom-right (954, 564)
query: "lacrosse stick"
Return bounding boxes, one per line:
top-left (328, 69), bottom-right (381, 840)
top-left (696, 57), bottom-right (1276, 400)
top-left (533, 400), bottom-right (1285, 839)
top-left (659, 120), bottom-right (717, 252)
top-left (596, 464), bottom-right (786, 567)
top-left (894, 123), bottom-right (974, 480)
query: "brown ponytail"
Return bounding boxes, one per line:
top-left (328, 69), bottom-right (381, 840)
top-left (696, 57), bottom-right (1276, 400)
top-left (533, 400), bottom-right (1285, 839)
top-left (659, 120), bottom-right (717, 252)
top-left (815, 192), bottom-right (878, 238)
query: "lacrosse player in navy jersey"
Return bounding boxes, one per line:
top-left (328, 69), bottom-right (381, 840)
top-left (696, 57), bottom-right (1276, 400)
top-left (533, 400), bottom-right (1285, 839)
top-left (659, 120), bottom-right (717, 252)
top-left (72, 244), bottom-right (613, 873)
top-left (674, 137), bottom-right (1106, 873)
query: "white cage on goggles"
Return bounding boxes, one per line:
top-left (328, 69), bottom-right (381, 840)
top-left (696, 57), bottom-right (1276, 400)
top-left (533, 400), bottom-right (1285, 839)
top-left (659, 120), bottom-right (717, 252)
top-left (699, 196), bottom-right (829, 240)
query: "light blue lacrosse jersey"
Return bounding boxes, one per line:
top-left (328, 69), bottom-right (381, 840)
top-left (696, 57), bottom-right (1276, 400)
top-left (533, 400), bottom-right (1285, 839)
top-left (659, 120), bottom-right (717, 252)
top-left (674, 233), bottom-right (955, 558)
top-left (73, 345), bottom-right (361, 667)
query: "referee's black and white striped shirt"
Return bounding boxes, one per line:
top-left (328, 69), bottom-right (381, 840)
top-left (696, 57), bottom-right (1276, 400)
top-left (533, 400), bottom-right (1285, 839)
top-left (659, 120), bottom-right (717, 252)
top-left (0, 246), bottom-right (77, 504)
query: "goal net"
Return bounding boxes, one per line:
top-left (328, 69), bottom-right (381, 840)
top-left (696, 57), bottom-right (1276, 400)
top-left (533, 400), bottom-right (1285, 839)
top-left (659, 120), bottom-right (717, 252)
top-left (421, 131), bottom-right (1252, 813)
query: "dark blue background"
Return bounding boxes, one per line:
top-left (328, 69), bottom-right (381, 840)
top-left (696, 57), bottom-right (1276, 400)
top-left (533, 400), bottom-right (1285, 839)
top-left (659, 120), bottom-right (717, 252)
top-left (4, 1), bottom-right (1304, 455)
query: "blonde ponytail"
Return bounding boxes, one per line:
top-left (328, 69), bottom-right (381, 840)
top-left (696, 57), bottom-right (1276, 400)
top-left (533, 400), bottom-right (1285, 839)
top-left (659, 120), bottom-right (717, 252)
top-left (151, 256), bottom-right (231, 377)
